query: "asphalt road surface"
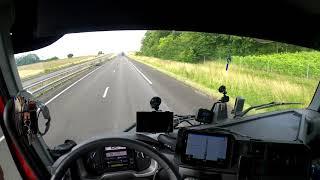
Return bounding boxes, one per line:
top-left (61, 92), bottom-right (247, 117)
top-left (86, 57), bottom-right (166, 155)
top-left (0, 55), bottom-right (214, 179)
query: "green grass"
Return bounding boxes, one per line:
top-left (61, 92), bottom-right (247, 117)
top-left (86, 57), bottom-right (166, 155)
top-left (233, 51), bottom-right (320, 79)
top-left (129, 54), bottom-right (319, 114)
top-left (18, 55), bottom-right (98, 80)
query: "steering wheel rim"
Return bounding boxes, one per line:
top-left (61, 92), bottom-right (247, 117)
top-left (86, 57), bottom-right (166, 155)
top-left (50, 137), bottom-right (181, 180)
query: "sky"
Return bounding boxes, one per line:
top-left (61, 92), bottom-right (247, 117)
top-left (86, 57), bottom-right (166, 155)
top-left (15, 30), bottom-right (147, 59)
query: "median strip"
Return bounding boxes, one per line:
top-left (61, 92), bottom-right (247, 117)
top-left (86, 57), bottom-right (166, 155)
top-left (30, 66), bottom-right (90, 95)
top-left (22, 55), bottom-right (112, 98)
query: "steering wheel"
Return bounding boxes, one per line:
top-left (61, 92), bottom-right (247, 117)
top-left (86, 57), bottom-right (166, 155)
top-left (50, 137), bottom-right (181, 180)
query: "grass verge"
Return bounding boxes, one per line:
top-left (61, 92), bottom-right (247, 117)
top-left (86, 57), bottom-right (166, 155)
top-left (129, 54), bottom-right (319, 114)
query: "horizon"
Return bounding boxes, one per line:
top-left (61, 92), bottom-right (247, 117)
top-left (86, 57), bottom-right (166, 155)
top-left (15, 30), bottom-right (147, 60)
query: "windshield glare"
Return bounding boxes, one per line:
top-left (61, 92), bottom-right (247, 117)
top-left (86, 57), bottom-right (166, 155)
top-left (13, 30), bottom-right (319, 145)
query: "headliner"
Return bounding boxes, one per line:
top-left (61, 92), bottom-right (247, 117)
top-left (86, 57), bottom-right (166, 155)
top-left (8, 0), bottom-right (320, 53)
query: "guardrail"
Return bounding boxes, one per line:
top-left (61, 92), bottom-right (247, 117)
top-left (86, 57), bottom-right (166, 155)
top-left (23, 66), bottom-right (80, 89)
top-left (24, 54), bottom-right (111, 97)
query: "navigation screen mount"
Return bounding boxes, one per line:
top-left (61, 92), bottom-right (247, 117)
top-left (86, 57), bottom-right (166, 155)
top-left (180, 130), bottom-right (234, 168)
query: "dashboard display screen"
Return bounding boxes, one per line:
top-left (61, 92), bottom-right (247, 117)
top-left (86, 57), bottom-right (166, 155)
top-left (185, 133), bottom-right (228, 161)
top-left (106, 151), bottom-right (127, 157)
top-left (103, 146), bottom-right (134, 170)
top-left (180, 131), bottom-right (232, 168)
top-left (105, 146), bottom-right (126, 151)
top-left (85, 146), bottom-right (136, 175)
top-left (136, 111), bottom-right (173, 133)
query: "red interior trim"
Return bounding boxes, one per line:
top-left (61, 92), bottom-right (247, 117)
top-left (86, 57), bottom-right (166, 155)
top-left (0, 97), bottom-right (37, 180)
top-left (10, 143), bottom-right (37, 180)
top-left (0, 96), bottom-right (4, 114)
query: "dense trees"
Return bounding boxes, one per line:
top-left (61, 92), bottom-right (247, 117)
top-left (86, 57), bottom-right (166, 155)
top-left (45, 56), bottom-right (59, 61)
top-left (15, 54), bottom-right (40, 66)
top-left (138, 31), bottom-right (309, 62)
top-left (67, 53), bottom-right (74, 58)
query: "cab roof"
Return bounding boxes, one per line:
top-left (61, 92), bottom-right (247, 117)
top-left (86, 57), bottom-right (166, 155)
top-left (9, 0), bottom-right (320, 53)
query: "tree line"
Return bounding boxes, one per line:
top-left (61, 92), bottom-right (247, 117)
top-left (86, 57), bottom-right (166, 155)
top-left (15, 51), bottom-right (105, 66)
top-left (15, 54), bottom-right (41, 66)
top-left (15, 54), bottom-right (63, 66)
top-left (138, 31), bottom-right (310, 62)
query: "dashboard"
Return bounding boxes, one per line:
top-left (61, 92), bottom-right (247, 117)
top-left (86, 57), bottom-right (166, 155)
top-left (175, 127), bottom-right (312, 180)
top-left (82, 146), bottom-right (155, 178)
top-left (77, 109), bottom-right (318, 180)
top-left (80, 133), bottom-right (311, 180)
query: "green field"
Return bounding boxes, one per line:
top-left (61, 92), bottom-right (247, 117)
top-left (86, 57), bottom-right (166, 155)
top-left (17, 55), bottom-right (97, 80)
top-left (232, 51), bottom-right (320, 79)
top-left (130, 53), bottom-right (319, 114)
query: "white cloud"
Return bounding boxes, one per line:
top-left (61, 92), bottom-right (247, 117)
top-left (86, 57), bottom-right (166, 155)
top-left (15, 30), bottom-right (146, 59)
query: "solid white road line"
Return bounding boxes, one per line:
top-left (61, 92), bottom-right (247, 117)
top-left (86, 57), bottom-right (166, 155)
top-left (0, 135), bottom-right (4, 143)
top-left (130, 63), bottom-right (153, 85)
top-left (102, 87), bottom-right (109, 98)
top-left (45, 65), bottom-right (104, 105)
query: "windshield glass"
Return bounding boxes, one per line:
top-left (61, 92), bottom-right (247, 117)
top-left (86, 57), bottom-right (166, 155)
top-left (14, 30), bottom-right (319, 145)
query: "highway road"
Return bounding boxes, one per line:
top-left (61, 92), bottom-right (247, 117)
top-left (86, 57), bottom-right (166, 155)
top-left (0, 55), bottom-right (214, 179)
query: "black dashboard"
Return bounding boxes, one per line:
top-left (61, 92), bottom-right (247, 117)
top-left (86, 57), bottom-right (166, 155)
top-left (175, 128), bottom-right (311, 180)
top-left (171, 109), bottom-right (317, 180)
top-left (82, 146), bottom-right (154, 178)
top-left (77, 109), bottom-right (319, 180)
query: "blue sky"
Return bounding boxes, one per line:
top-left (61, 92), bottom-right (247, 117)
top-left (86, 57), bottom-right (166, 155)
top-left (15, 30), bottom-right (146, 59)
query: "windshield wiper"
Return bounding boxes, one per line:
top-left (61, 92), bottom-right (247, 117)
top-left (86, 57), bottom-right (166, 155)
top-left (237, 101), bottom-right (302, 117)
